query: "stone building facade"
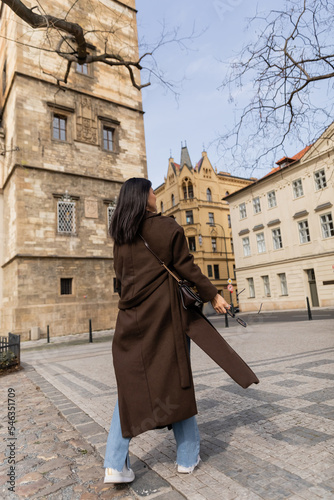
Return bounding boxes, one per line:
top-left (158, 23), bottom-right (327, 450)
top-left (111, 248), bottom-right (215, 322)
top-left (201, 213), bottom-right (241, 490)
top-left (225, 125), bottom-right (334, 311)
top-left (0, 0), bottom-right (147, 339)
top-left (155, 146), bottom-right (254, 306)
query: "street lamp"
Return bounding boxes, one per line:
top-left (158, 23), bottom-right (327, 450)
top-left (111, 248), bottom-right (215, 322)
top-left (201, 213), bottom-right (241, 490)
top-left (206, 222), bottom-right (233, 307)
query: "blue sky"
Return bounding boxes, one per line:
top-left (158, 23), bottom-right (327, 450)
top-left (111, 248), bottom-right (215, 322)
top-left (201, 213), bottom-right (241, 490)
top-left (136, 0), bottom-right (281, 188)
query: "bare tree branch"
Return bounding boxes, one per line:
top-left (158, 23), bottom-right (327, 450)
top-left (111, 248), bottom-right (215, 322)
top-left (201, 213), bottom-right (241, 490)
top-left (1, 0), bottom-right (196, 92)
top-left (219, 0), bottom-right (334, 171)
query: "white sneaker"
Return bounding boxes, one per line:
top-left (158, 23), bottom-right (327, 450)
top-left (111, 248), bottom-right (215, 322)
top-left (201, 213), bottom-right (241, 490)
top-left (177, 455), bottom-right (201, 474)
top-left (104, 463), bottom-right (135, 483)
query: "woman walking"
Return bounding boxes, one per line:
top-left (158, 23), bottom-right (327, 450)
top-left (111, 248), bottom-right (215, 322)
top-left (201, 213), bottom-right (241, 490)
top-left (104, 178), bottom-right (258, 483)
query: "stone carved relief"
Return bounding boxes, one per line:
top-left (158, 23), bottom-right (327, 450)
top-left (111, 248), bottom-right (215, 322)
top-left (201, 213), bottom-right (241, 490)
top-left (85, 198), bottom-right (99, 218)
top-left (76, 96), bottom-right (98, 145)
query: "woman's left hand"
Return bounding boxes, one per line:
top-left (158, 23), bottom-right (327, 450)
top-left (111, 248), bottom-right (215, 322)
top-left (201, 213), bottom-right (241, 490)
top-left (210, 294), bottom-right (230, 314)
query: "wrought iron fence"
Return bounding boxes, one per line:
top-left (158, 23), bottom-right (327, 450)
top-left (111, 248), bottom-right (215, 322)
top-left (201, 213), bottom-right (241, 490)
top-left (0, 333), bottom-right (21, 370)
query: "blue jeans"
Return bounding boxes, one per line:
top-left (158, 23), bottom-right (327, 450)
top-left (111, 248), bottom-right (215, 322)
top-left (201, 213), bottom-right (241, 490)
top-left (104, 400), bottom-right (200, 470)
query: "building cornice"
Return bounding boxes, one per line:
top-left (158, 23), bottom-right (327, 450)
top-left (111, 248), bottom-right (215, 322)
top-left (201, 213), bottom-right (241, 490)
top-left (2, 254), bottom-right (114, 269)
top-left (2, 163), bottom-right (124, 191)
top-left (236, 249), bottom-right (334, 273)
top-left (1, 71), bottom-right (144, 118)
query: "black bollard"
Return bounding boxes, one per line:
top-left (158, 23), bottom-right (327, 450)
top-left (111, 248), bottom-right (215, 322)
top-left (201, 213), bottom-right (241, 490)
top-left (225, 312), bottom-right (229, 328)
top-left (89, 319), bottom-right (93, 342)
top-left (306, 297), bottom-right (312, 320)
top-left (47, 325), bottom-right (50, 343)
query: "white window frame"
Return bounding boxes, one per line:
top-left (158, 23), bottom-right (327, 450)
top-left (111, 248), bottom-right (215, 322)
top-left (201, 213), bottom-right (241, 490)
top-left (320, 213), bottom-right (334, 238)
top-left (279, 273), bottom-right (288, 296)
top-left (211, 237), bottom-right (217, 252)
top-left (267, 190), bottom-right (277, 208)
top-left (256, 232), bottom-right (266, 253)
top-left (298, 220), bottom-right (310, 244)
top-left (242, 236), bottom-right (251, 256)
top-left (247, 277), bottom-right (255, 298)
top-left (272, 228), bottom-right (283, 250)
top-left (239, 202), bottom-right (247, 219)
top-left (314, 169), bottom-right (327, 191)
top-left (292, 179), bottom-right (304, 198)
top-left (253, 197), bottom-right (261, 214)
top-left (262, 275), bottom-right (271, 297)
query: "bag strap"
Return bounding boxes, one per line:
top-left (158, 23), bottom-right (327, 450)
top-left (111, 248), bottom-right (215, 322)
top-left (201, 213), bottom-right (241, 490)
top-left (139, 234), bottom-right (181, 284)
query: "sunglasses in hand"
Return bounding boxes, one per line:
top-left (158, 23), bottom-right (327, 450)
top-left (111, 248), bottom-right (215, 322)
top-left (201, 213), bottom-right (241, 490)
top-left (226, 308), bottom-right (247, 328)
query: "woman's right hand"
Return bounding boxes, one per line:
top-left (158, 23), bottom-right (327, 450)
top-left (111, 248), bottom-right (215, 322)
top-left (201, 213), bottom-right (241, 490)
top-left (211, 294), bottom-right (230, 314)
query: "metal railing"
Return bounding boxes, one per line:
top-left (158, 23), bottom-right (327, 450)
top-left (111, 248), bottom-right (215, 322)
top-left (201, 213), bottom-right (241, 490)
top-left (0, 333), bottom-right (21, 370)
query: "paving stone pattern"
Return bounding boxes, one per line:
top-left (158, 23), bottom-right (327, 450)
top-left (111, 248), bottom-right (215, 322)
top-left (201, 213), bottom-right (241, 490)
top-left (11, 319), bottom-right (334, 498)
top-left (0, 369), bottom-right (138, 499)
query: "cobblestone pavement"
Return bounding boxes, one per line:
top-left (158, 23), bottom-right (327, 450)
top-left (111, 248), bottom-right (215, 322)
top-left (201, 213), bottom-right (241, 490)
top-left (5, 317), bottom-right (334, 499)
top-left (0, 368), bottom-right (143, 499)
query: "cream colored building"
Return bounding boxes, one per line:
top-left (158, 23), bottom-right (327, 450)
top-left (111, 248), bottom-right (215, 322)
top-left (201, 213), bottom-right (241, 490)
top-left (225, 125), bottom-right (334, 312)
top-left (155, 146), bottom-right (254, 305)
top-left (0, 0), bottom-right (147, 339)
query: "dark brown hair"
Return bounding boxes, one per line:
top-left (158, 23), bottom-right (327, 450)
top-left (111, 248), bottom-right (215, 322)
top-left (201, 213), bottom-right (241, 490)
top-left (110, 177), bottom-right (152, 245)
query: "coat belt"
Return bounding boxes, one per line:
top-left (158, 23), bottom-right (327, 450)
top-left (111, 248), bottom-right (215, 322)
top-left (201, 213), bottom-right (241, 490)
top-left (118, 272), bottom-right (168, 310)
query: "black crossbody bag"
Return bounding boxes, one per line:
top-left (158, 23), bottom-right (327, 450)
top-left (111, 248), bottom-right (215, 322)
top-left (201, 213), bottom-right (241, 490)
top-left (139, 235), bottom-right (203, 310)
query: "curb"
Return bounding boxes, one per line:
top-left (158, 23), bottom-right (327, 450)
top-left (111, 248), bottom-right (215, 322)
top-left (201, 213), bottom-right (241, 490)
top-left (23, 363), bottom-right (186, 500)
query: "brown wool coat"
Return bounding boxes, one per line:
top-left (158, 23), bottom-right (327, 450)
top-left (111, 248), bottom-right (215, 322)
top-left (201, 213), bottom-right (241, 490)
top-left (112, 212), bottom-right (259, 438)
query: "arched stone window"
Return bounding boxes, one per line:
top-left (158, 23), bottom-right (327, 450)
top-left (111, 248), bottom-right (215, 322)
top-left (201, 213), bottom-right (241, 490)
top-left (160, 201), bottom-right (164, 213)
top-left (171, 194), bottom-right (175, 206)
top-left (188, 182), bottom-right (194, 199)
top-left (207, 188), bottom-right (212, 201)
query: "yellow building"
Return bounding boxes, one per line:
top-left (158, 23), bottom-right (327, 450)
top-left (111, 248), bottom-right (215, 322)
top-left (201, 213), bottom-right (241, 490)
top-left (155, 146), bottom-right (254, 306)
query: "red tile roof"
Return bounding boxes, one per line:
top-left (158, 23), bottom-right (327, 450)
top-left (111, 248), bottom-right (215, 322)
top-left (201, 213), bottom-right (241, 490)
top-left (276, 145), bottom-right (311, 165)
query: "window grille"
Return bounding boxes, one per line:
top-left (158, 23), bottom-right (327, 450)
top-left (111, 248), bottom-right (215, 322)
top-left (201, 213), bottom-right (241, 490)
top-left (298, 220), bottom-right (310, 243)
top-left (256, 232), bottom-right (266, 253)
top-left (58, 200), bottom-right (76, 233)
top-left (272, 228), bottom-right (283, 249)
top-left (267, 190), bottom-right (277, 208)
top-left (239, 202), bottom-right (247, 219)
top-left (314, 169), bottom-right (327, 190)
top-left (242, 236), bottom-right (251, 256)
top-left (292, 179), bottom-right (304, 198)
top-left (107, 205), bottom-right (116, 231)
top-left (253, 197), bottom-right (261, 214)
top-left (103, 126), bottom-right (114, 151)
top-left (53, 115), bottom-right (67, 141)
top-left (61, 278), bottom-right (72, 295)
top-left (320, 213), bottom-right (334, 238)
top-left (247, 278), bottom-right (255, 298)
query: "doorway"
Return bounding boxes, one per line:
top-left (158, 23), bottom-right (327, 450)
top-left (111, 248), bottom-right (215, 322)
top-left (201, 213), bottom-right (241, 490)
top-left (306, 269), bottom-right (319, 307)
